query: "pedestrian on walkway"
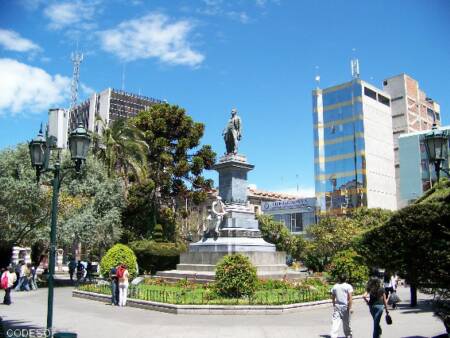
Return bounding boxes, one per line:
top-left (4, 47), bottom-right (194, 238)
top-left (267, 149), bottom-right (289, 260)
top-left (109, 266), bottom-right (119, 306)
top-left (14, 261), bottom-right (29, 292)
top-left (2, 266), bottom-right (17, 305)
top-left (363, 277), bottom-right (390, 338)
top-left (117, 264), bottom-right (129, 307)
top-left (68, 258), bottom-right (76, 282)
top-left (330, 274), bottom-right (353, 338)
top-left (27, 263), bottom-right (38, 290)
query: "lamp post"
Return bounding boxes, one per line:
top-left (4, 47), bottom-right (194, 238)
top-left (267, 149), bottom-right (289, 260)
top-left (29, 122), bottom-right (90, 336)
top-left (424, 125), bottom-right (449, 185)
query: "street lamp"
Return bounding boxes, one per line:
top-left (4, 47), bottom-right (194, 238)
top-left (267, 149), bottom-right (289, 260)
top-left (424, 125), bottom-right (449, 184)
top-left (29, 121), bottom-right (90, 336)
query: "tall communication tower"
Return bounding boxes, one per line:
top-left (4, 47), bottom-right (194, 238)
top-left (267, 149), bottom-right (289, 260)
top-left (350, 48), bottom-right (360, 79)
top-left (70, 51), bottom-right (83, 117)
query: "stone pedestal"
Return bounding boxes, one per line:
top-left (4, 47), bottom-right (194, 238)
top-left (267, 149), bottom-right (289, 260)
top-left (157, 154), bottom-right (290, 281)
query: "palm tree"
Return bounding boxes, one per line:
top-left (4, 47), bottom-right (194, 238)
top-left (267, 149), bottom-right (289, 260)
top-left (93, 116), bottom-right (148, 192)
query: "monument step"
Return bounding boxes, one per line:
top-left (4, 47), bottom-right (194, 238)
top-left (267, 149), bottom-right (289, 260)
top-left (176, 263), bottom-right (288, 273)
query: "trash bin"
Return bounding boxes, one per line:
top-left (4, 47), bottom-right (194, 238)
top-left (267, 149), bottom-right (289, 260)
top-left (53, 333), bottom-right (77, 338)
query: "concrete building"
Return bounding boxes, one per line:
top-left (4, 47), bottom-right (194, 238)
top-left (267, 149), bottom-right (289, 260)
top-left (69, 88), bottom-right (164, 133)
top-left (382, 74), bottom-right (441, 207)
top-left (313, 78), bottom-right (397, 215)
top-left (398, 125), bottom-right (449, 206)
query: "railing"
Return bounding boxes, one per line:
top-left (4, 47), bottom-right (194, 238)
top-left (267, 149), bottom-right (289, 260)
top-left (78, 283), bottom-right (366, 306)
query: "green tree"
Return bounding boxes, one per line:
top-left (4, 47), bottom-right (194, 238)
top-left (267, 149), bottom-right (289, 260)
top-left (57, 154), bottom-right (126, 258)
top-left (304, 216), bottom-right (361, 272)
top-left (93, 118), bottom-right (148, 191)
top-left (359, 179), bottom-right (450, 307)
top-left (257, 214), bottom-right (305, 260)
top-left (0, 144), bottom-right (51, 266)
top-left (326, 248), bottom-right (369, 284)
top-left (132, 103), bottom-right (216, 240)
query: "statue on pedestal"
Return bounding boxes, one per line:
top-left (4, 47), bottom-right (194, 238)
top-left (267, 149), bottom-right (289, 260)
top-left (222, 108), bottom-right (242, 155)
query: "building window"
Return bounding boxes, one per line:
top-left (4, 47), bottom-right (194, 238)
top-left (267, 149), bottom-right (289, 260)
top-left (391, 96), bottom-right (404, 102)
top-left (383, 80), bottom-right (388, 86)
top-left (364, 87), bottom-right (377, 100)
top-left (377, 94), bottom-right (390, 106)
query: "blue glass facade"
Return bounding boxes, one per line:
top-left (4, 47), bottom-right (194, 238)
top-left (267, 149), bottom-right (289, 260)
top-left (313, 80), bottom-right (367, 214)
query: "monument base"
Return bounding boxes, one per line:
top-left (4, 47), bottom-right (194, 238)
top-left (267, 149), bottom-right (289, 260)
top-left (156, 250), bottom-right (294, 283)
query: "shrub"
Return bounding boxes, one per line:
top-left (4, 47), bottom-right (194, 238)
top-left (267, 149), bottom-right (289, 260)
top-left (326, 249), bottom-right (368, 284)
top-left (152, 224), bottom-right (164, 242)
top-left (129, 240), bottom-right (187, 274)
top-left (100, 243), bottom-right (138, 279)
top-left (215, 254), bottom-right (257, 298)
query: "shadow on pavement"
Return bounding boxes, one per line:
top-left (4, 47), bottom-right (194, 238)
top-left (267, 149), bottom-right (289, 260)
top-left (401, 335), bottom-right (447, 338)
top-left (396, 299), bottom-right (434, 314)
top-left (0, 316), bottom-right (48, 338)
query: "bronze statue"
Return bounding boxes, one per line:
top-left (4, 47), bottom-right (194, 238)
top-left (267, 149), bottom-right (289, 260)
top-left (222, 108), bottom-right (241, 154)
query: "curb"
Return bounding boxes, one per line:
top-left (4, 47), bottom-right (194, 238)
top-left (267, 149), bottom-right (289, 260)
top-left (72, 290), bottom-right (363, 315)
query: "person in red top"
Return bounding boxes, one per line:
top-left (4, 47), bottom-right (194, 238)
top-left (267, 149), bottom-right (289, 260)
top-left (2, 266), bottom-right (18, 305)
top-left (117, 264), bottom-right (129, 307)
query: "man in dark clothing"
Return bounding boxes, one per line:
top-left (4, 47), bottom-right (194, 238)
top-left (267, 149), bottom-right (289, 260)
top-left (109, 267), bottom-right (119, 306)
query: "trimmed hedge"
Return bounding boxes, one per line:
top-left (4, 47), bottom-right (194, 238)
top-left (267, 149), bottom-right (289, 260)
top-left (100, 244), bottom-right (138, 279)
top-left (215, 254), bottom-right (258, 298)
top-left (129, 240), bottom-right (187, 274)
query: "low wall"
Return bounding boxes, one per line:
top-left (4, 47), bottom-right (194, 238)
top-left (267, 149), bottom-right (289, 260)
top-left (72, 289), bottom-right (363, 315)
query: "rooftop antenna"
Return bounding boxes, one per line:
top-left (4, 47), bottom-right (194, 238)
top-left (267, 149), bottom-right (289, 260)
top-left (350, 48), bottom-right (360, 79)
top-left (70, 43), bottom-right (83, 124)
top-left (314, 65), bottom-right (321, 89)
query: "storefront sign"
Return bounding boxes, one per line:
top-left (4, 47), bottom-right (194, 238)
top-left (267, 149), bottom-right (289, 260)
top-left (261, 198), bottom-right (316, 212)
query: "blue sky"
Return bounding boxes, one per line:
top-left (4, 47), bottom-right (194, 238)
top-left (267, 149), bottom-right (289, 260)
top-left (0, 0), bottom-right (449, 196)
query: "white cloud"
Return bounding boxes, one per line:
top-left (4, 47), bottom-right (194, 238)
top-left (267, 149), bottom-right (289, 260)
top-left (98, 13), bottom-right (204, 67)
top-left (0, 29), bottom-right (41, 53)
top-left (0, 58), bottom-right (70, 116)
top-left (44, 1), bottom-right (97, 30)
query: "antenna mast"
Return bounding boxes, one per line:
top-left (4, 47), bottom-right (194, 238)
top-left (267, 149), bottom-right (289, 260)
top-left (70, 50), bottom-right (84, 122)
top-left (350, 48), bottom-right (360, 79)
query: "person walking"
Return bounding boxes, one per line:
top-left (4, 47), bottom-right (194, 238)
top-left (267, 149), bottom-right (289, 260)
top-left (2, 266), bottom-right (17, 305)
top-left (363, 277), bottom-right (390, 338)
top-left (109, 266), bottom-right (119, 306)
top-left (117, 264), bottom-right (129, 307)
top-left (330, 274), bottom-right (353, 338)
top-left (68, 258), bottom-right (76, 282)
top-left (14, 261), bottom-right (29, 291)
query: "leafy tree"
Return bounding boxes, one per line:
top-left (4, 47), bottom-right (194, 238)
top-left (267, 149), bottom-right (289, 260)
top-left (326, 248), bottom-right (369, 284)
top-left (359, 179), bottom-right (450, 307)
top-left (257, 214), bottom-right (305, 260)
top-left (131, 103), bottom-right (216, 239)
top-left (93, 118), bottom-right (148, 192)
top-left (304, 216), bottom-right (361, 271)
top-left (57, 154), bottom-right (126, 258)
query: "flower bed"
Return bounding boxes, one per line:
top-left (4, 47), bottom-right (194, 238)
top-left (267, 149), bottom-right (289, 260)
top-left (78, 278), bottom-right (365, 306)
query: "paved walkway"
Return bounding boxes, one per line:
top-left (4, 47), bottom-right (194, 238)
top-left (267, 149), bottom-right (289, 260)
top-left (1, 286), bottom-right (446, 338)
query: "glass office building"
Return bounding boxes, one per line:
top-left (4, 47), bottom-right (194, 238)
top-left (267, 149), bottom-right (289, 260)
top-left (313, 79), bottom-right (397, 215)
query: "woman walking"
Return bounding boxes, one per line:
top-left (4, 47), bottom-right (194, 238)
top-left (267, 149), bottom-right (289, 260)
top-left (363, 277), bottom-right (390, 338)
top-left (2, 266), bottom-right (17, 305)
top-left (117, 264), bottom-right (129, 307)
